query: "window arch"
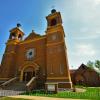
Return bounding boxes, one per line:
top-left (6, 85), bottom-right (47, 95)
top-left (50, 18), bottom-right (57, 26)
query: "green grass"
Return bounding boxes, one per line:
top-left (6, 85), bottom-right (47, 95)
top-left (0, 97), bottom-right (28, 100)
top-left (23, 87), bottom-right (100, 100)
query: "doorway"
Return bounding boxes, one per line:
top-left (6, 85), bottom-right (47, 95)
top-left (23, 67), bottom-right (35, 82)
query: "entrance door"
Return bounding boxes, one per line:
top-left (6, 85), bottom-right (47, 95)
top-left (23, 71), bottom-right (35, 82)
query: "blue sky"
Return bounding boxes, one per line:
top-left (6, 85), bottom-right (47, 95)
top-left (0, 0), bottom-right (100, 69)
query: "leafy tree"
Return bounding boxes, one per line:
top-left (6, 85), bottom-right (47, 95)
top-left (95, 60), bottom-right (100, 70)
top-left (86, 60), bottom-right (94, 69)
top-left (86, 60), bottom-right (100, 74)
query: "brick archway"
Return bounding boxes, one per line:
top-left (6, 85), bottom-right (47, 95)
top-left (23, 67), bottom-right (35, 82)
top-left (19, 62), bottom-right (39, 82)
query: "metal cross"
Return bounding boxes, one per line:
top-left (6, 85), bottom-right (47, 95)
top-left (51, 5), bottom-right (55, 9)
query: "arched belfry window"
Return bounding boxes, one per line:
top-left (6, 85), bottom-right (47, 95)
top-left (18, 34), bottom-right (22, 40)
top-left (50, 18), bottom-right (57, 26)
top-left (11, 32), bottom-right (16, 39)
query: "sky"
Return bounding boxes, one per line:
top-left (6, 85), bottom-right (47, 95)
top-left (0, 0), bottom-right (100, 69)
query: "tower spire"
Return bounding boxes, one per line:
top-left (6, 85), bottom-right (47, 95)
top-left (51, 5), bottom-right (56, 13)
top-left (51, 5), bottom-right (55, 9)
top-left (17, 23), bottom-right (21, 27)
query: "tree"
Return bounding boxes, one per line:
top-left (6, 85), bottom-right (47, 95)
top-left (86, 60), bottom-right (94, 69)
top-left (95, 60), bottom-right (100, 70)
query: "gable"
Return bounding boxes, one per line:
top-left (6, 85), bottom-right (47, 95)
top-left (76, 64), bottom-right (100, 76)
top-left (25, 31), bottom-right (43, 41)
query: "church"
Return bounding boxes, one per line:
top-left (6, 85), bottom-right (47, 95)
top-left (0, 9), bottom-right (72, 91)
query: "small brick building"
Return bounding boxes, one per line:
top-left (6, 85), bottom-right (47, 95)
top-left (70, 64), bottom-right (100, 86)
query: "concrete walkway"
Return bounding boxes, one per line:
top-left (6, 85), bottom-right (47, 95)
top-left (9, 95), bottom-right (82, 100)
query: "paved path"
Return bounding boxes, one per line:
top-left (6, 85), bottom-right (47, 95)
top-left (9, 95), bottom-right (82, 100)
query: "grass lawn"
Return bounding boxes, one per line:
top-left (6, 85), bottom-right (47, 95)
top-left (23, 87), bottom-right (100, 100)
top-left (0, 97), bottom-right (28, 100)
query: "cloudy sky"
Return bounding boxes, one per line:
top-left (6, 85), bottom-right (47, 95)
top-left (0, 0), bottom-right (100, 69)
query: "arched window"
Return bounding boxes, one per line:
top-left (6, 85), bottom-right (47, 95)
top-left (11, 32), bottom-right (16, 39)
top-left (18, 34), bottom-right (22, 40)
top-left (50, 18), bottom-right (57, 26)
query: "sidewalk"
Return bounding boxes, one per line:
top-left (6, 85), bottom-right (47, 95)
top-left (8, 95), bottom-right (82, 100)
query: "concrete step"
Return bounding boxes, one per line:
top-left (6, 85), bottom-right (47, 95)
top-left (0, 81), bottom-right (5, 85)
top-left (3, 82), bottom-right (27, 91)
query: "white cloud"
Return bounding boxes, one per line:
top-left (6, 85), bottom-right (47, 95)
top-left (75, 44), bottom-right (96, 56)
top-left (94, 0), bottom-right (100, 5)
top-left (68, 43), bottom-right (97, 68)
top-left (72, 33), bottom-right (100, 40)
top-left (61, 0), bottom-right (100, 42)
top-left (56, 0), bottom-right (100, 68)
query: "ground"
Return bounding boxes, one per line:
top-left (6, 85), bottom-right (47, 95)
top-left (7, 96), bottom-right (82, 100)
top-left (0, 97), bottom-right (27, 100)
top-left (0, 86), bottom-right (100, 100)
top-left (21, 86), bottom-right (100, 100)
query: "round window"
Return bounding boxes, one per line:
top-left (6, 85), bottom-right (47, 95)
top-left (26, 49), bottom-right (35, 59)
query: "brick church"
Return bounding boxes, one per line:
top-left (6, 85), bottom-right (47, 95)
top-left (0, 9), bottom-right (72, 91)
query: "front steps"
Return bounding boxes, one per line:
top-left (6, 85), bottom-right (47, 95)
top-left (0, 80), bottom-right (27, 96)
top-left (3, 81), bottom-right (27, 91)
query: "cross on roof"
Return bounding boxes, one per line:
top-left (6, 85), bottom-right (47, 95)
top-left (51, 5), bottom-right (55, 9)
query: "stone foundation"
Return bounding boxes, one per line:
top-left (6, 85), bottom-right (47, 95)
top-left (58, 82), bottom-right (72, 89)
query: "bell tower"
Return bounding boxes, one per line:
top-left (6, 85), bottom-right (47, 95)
top-left (46, 9), bottom-right (72, 89)
top-left (47, 9), bottom-right (62, 27)
top-left (9, 23), bottom-right (24, 41)
top-left (0, 24), bottom-right (24, 79)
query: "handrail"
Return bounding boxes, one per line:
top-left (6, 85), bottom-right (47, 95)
top-left (26, 77), bottom-right (36, 91)
top-left (26, 77), bottom-right (36, 86)
top-left (0, 77), bottom-right (18, 87)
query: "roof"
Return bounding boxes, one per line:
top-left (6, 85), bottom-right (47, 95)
top-left (70, 69), bottom-right (76, 74)
top-left (24, 31), bottom-right (43, 41)
top-left (78, 63), bottom-right (87, 70)
top-left (77, 63), bottom-right (100, 75)
top-left (10, 27), bottom-right (24, 33)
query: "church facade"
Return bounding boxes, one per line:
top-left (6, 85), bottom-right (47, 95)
top-left (0, 9), bottom-right (72, 90)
